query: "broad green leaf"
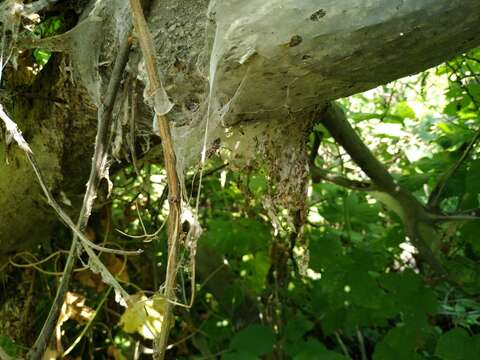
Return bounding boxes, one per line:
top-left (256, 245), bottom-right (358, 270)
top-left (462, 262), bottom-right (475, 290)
top-left (435, 328), bottom-right (480, 360)
top-left (373, 324), bottom-right (429, 360)
top-left (466, 159), bottom-right (480, 194)
top-left (229, 325), bottom-right (274, 357)
top-left (202, 218), bottom-right (271, 254)
top-left (284, 315), bottom-right (313, 342)
top-left (293, 340), bottom-right (348, 360)
top-left (394, 101), bottom-right (416, 120)
top-left (467, 83), bottom-right (480, 102)
top-left (223, 351), bottom-right (260, 360)
top-left (0, 335), bottom-right (19, 357)
top-left (379, 270), bottom-right (438, 327)
top-left (248, 174), bottom-right (268, 195)
top-left (345, 193), bottom-right (380, 226)
top-left (308, 231), bottom-right (344, 271)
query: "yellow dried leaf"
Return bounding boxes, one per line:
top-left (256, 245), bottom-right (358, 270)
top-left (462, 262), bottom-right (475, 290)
top-left (118, 293), bottom-right (167, 339)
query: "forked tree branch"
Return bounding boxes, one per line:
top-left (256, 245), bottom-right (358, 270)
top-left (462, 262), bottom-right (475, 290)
top-left (319, 102), bottom-right (449, 279)
top-left (309, 129), bottom-right (373, 191)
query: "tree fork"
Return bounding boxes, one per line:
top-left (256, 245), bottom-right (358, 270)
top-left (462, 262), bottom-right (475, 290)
top-left (319, 102), bottom-right (449, 279)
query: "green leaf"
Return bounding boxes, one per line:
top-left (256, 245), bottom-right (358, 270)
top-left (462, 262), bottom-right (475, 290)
top-left (242, 251), bottom-right (269, 293)
top-left (229, 325), bottom-right (274, 357)
top-left (293, 340), bottom-right (348, 360)
top-left (435, 328), bottom-right (480, 360)
top-left (223, 351), bottom-right (260, 360)
top-left (373, 325), bottom-right (426, 360)
top-left (394, 101), bottom-right (416, 120)
top-left (202, 218), bottom-right (271, 254)
top-left (467, 83), bottom-right (480, 102)
top-left (308, 231), bottom-right (344, 271)
top-left (284, 316), bottom-right (313, 342)
top-left (345, 193), bottom-right (380, 225)
top-left (0, 335), bottom-right (19, 357)
top-left (460, 221), bottom-right (480, 255)
top-left (466, 159), bottom-right (480, 194)
top-left (248, 174), bottom-right (268, 195)
top-left (350, 112), bottom-right (380, 121)
top-left (379, 270), bottom-right (438, 326)
top-left (33, 48), bottom-right (52, 66)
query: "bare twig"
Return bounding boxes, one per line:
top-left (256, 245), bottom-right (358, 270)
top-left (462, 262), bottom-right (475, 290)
top-left (63, 287), bottom-right (112, 356)
top-left (309, 130), bottom-right (323, 166)
top-left (356, 327), bottom-right (367, 360)
top-left (432, 214), bottom-right (480, 222)
top-left (309, 128), bottom-right (373, 191)
top-left (311, 166), bottom-right (374, 191)
top-left (334, 332), bottom-right (351, 359)
top-left (128, 0), bottom-right (182, 358)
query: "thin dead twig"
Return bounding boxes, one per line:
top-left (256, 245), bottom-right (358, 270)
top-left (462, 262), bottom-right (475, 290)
top-left (128, 0), bottom-right (182, 358)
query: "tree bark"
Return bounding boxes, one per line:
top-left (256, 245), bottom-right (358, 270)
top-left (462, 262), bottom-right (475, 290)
top-left (0, 57), bottom-right (96, 259)
top-left (200, 0), bottom-right (480, 126)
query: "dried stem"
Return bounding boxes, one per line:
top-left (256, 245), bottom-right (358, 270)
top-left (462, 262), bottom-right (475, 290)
top-left (128, 0), bottom-right (182, 358)
top-left (356, 327), bottom-right (367, 360)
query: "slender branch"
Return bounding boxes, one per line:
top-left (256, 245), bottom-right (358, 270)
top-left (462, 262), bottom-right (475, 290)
top-left (379, 82), bottom-right (397, 122)
top-left (63, 287), bottom-right (112, 356)
top-left (311, 166), bottom-right (374, 191)
top-left (334, 332), bottom-right (351, 359)
top-left (451, 208), bottom-right (480, 217)
top-left (319, 103), bottom-right (425, 211)
top-left (128, 1), bottom-right (182, 358)
top-left (309, 130), bottom-right (323, 166)
top-left (309, 128), bottom-right (373, 191)
top-left (189, 163), bottom-right (229, 191)
top-left (356, 327), bottom-right (368, 360)
top-left (27, 31), bottom-right (133, 360)
top-left (319, 102), bottom-right (449, 279)
top-left (432, 214), bottom-right (480, 223)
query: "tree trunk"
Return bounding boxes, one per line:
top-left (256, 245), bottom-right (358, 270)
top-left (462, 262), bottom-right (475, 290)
top-left (0, 56), bottom-right (96, 258)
